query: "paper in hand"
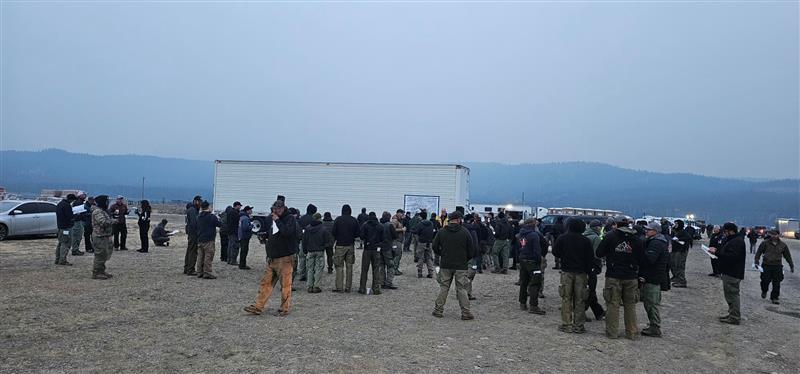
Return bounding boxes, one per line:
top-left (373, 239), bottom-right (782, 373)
top-left (271, 221), bottom-right (279, 235)
top-left (700, 245), bottom-right (718, 259)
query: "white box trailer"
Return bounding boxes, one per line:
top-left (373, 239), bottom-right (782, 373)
top-left (213, 160), bottom-right (469, 230)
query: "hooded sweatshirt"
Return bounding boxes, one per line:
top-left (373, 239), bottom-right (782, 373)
top-left (302, 220), bottom-right (332, 253)
top-left (197, 210), bottom-right (222, 243)
top-left (415, 219), bottom-right (436, 243)
top-left (360, 214), bottom-right (383, 250)
top-left (298, 204), bottom-right (318, 230)
top-left (518, 225), bottom-right (547, 264)
top-left (552, 219), bottom-right (595, 274)
top-left (596, 227), bottom-right (644, 280)
top-left (332, 205), bottom-right (360, 246)
top-left (432, 222), bottom-right (474, 270)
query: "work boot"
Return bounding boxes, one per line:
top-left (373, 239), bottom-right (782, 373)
top-left (239, 266), bottom-right (251, 270)
top-left (761, 292), bottom-right (767, 299)
top-left (197, 272), bottom-right (204, 278)
top-left (572, 326), bottom-right (586, 334)
top-left (509, 265), bottom-right (517, 270)
top-left (641, 327), bottom-right (662, 337)
top-left (417, 272), bottom-right (423, 278)
top-left (395, 270), bottom-right (403, 276)
top-left (520, 303), bottom-right (528, 311)
top-left (720, 317), bottom-right (740, 325)
top-left (308, 287), bottom-right (314, 293)
top-left (461, 313), bottom-right (475, 321)
top-left (92, 273), bottom-right (109, 280)
top-left (102, 272), bottom-right (113, 278)
top-left (187, 270), bottom-right (197, 276)
top-left (384, 285), bottom-right (398, 290)
top-left (500, 269), bottom-right (508, 274)
top-left (202, 274), bottom-right (217, 279)
top-left (468, 295), bottom-right (477, 301)
top-left (529, 307), bottom-right (546, 315)
top-left (771, 299), bottom-right (780, 305)
top-left (432, 310), bottom-right (443, 318)
top-left (718, 315), bottom-right (730, 321)
top-left (313, 287), bottom-right (322, 293)
top-left (671, 282), bottom-right (687, 288)
top-left (229, 261), bottom-right (239, 266)
top-left (328, 268), bottom-right (333, 274)
top-left (58, 261), bottom-right (73, 266)
top-left (244, 305), bottom-right (262, 315)
top-left (72, 251), bottom-right (85, 256)
top-left (427, 273), bottom-right (433, 278)
top-left (558, 325), bottom-right (573, 333)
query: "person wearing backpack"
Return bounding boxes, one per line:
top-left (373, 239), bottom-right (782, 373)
top-left (380, 212), bottom-right (399, 290)
top-left (490, 212), bottom-right (512, 274)
top-left (413, 211), bottom-right (437, 279)
top-left (359, 212), bottom-right (385, 295)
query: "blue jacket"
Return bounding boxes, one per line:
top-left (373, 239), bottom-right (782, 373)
top-left (197, 211), bottom-right (221, 243)
top-left (238, 213), bottom-right (253, 241)
top-left (518, 226), bottom-right (547, 264)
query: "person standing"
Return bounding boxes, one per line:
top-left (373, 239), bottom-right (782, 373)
top-left (517, 218), bottom-right (548, 315)
top-left (549, 217), bottom-right (566, 270)
top-left (582, 220), bottom-right (606, 321)
top-left (356, 207), bottom-right (368, 249)
top-left (109, 196), bottom-right (129, 250)
top-left (390, 209), bottom-right (406, 276)
top-left (431, 211), bottom-right (475, 320)
top-left (238, 206), bottom-right (254, 270)
top-left (708, 225), bottom-right (723, 277)
top-left (359, 212), bottom-right (384, 295)
top-left (405, 212), bottom-right (422, 254)
top-left (91, 195), bottom-right (114, 279)
top-left (297, 204), bottom-right (319, 281)
top-left (552, 219), bottom-right (595, 334)
top-left (303, 212), bottom-right (332, 293)
top-left (184, 196), bottom-right (202, 276)
top-left (747, 228), bottom-right (759, 254)
top-left (244, 199), bottom-right (299, 316)
top-left (219, 207), bottom-right (230, 263)
top-left (490, 212), bottom-right (512, 274)
top-left (196, 201), bottom-right (222, 279)
top-left (669, 220), bottom-right (692, 288)
top-left (380, 212), bottom-right (399, 290)
top-left (462, 214), bottom-right (482, 301)
top-left (136, 200), bottom-right (152, 253)
top-left (82, 197), bottom-right (95, 253)
top-left (596, 216), bottom-right (644, 340)
top-left (70, 192), bottom-right (87, 256)
top-left (755, 230), bottom-right (794, 304)
top-left (225, 202), bottom-right (242, 266)
top-left (55, 194), bottom-right (77, 265)
top-left (321, 212), bottom-right (335, 274)
top-left (331, 204), bottom-right (360, 293)
top-left (413, 211), bottom-right (437, 278)
top-left (640, 222), bottom-right (670, 337)
top-left (708, 222), bottom-right (746, 325)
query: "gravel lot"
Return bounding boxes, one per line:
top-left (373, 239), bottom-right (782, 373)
top-left (1, 214), bottom-right (799, 373)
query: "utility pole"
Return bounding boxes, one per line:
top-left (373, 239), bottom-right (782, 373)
top-left (141, 177), bottom-right (145, 201)
top-left (521, 192), bottom-right (525, 205)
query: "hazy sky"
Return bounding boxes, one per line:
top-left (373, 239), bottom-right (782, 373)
top-left (2, 1), bottom-right (798, 179)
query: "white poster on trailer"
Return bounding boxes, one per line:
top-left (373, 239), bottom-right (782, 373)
top-left (404, 195), bottom-right (440, 216)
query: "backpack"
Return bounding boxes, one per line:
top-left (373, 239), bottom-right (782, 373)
top-left (418, 221), bottom-right (435, 243)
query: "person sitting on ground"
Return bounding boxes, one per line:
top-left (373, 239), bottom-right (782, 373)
top-left (151, 219), bottom-right (172, 246)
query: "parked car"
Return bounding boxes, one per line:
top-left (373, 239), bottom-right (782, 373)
top-left (0, 200), bottom-right (58, 240)
top-left (539, 214), bottom-right (613, 237)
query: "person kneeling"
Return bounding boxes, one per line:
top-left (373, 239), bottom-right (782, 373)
top-left (151, 219), bottom-right (172, 247)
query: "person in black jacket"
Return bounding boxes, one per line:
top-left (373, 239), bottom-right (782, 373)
top-left (746, 228), bottom-right (758, 254)
top-left (553, 218), bottom-right (595, 333)
top-left (184, 196), bottom-right (202, 275)
top-left (295, 203), bottom-right (318, 281)
top-left (462, 214), bottom-right (482, 301)
top-left (151, 219), bottom-right (171, 246)
top-left (708, 225), bottom-right (723, 276)
top-left (432, 211), bottom-right (476, 320)
top-left (245, 199), bottom-right (298, 316)
top-left (226, 202), bottom-right (242, 266)
top-left (356, 208), bottom-right (368, 249)
top-left (321, 212), bottom-right (335, 274)
top-left (414, 211), bottom-right (437, 278)
top-left (359, 212), bottom-right (384, 295)
top-left (331, 204), bottom-right (360, 293)
top-left (640, 222), bottom-right (670, 337)
top-left (490, 212), bottom-right (513, 274)
top-left (549, 217), bottom-right (566, 270)
top-left (303, 213), bottom-right (332, 293)
top-left (82, 197), bottom-right (95, 253)
top-left (196, 201), bottom-right (222, 279)
top-left (708, 222), bottom-right (746, 325)
top-left (518, 218), bottom-right (549, 315)
top-left (136, 200), bottom-right (152, 253)
top-left (669, 220), bottom-right (692, 288)
top-left (596, 216), bottom-right (644, 340)
top-left (379, 212), bottom-right (399, 290)
top-left (55, 194), bottom-right (77, 265)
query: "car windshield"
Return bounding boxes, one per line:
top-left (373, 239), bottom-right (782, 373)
top-left (0, 202), bottom-right (19, 213)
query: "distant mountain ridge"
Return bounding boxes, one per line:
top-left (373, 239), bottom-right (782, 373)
top-left (1, 149), bottom-right (797, 225)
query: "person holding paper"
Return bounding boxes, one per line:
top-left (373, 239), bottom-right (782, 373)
top-left (707, 222), bottom-right (746, 325)
top-left (669, 220), bottom-right (692, 288)
top-left (109, 196), bottom-right (129, 251)
top-left (707, 225), bottom-right (724, 277)
top-left (151, 219), bottom-right (171, 246)
top-left (55, 194), bottom-right (77, 265)
top-left (754, 230), bottom-right (794, 304)
top-left (70, 192), bottom-right (88, 256)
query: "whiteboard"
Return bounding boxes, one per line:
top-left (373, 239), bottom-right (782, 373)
top-left (404, 195), bottom-right (440, 216)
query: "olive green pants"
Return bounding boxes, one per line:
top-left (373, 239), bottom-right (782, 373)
top-left (92, 236), bottom-right (113, 275)
top-left (560, 272), bottom-right (588, 329)
top-left (640, 283), bottom-right (661, 329)
top-left (721, 274), bottom-right (741, 321)
top-left (435, 269), bottom-right (471, 316)
top-left (603, 277), bottom-right (639, 339)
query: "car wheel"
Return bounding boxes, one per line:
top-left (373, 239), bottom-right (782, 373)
top-left (0, 224), bottom-right (8, 241)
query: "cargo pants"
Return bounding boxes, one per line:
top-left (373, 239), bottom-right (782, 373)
top-left (603, 277), bottom-right (639, 339)
top-left (560, 272), bottom-right (588, 330)
top-left (333, 245), bottom-right (355, 291)
top-left (416, 242), bottom-right (434, 276)
top-left (721, 274), bottom-right (741, 322)
top-left (70, 221), bottom-right (84, 254)
top-left (434, 269), bottom-right (471, 316)
top-left (196, 241), bottom-right (216, 276)
top-left (670, 251), bottom-right (688, 286)
top-left (55, 228), bottom-right (72, 264)
top-left (392, 239), bottom-right (403, 272)
top-left (359, 249), bottom-right (382, 293)
top-left (491, 239), bottom-right (510, 271)
top-left (306, 251), bottom-right (326, 289)
top-left (254, 256), bottom-right (294, 313)
top-left (380, 246), bottom-right (396, 287)
top-left (92, 235), bottom-right (113, 275)
top-left (640, 283), bottom-right (661, 330)
top-left (518, 260), bottom-right (543, 308)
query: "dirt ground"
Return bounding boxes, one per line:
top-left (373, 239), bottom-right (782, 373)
top-left (1, 214), bottom-right (799, 374)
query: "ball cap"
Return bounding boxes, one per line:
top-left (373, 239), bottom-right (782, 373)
top-left (645, 221), bottom-right (661, 232)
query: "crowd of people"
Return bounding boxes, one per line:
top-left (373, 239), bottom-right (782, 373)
top-left (52, 193), bottom-right (795, 339)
